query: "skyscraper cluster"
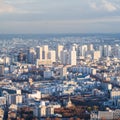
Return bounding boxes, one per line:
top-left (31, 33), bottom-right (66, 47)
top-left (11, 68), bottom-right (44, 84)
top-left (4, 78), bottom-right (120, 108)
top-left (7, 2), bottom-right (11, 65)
top-left (26, 44), bottom-right (120, 67)
top-left (27, 45), bottom-right (77, 66)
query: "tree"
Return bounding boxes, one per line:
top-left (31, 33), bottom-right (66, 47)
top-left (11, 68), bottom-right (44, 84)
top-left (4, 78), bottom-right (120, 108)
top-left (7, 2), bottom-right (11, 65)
top-left (93, 106), bottom-right (98, 111)
top-left (87, 107), bottom-right (92, 112)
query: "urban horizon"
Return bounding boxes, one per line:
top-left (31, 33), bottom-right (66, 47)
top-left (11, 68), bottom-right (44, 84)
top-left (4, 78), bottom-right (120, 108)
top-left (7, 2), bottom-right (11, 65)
top-left (1, 0), bottom-right (120, 120)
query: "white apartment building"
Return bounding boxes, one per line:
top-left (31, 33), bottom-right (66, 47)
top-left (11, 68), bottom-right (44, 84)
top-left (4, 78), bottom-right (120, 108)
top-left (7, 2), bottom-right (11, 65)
top-left (56, 45), bottom-right (64, 61)
top-left (68, 50), bottom-right (76, 66)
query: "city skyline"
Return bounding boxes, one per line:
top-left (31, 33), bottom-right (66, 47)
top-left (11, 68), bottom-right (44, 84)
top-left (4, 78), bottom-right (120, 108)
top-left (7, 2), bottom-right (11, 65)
top-left (1, 1), bottom-right (120, 119)
top-left (0, 33), bottom-right (120, 119)
top-left (0, 0), bottom-right (120, 34)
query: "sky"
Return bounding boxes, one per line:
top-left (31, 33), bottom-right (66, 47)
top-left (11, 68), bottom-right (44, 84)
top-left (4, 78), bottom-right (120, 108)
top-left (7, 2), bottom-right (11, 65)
top-left (0, 0), bottom-right (120, 34)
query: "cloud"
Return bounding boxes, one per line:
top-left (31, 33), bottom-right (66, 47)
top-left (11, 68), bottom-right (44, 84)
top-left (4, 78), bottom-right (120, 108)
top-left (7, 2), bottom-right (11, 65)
top-left (0, 0), bottom-right (120, 33)
top-left (0, 0), bottom-right (15, 14)
top-left (90, 0), bottom-right (118, 12)
top-left (0, 0), bottom-right (36, 14)
top-left (102, 0), bottom-right (117, 12)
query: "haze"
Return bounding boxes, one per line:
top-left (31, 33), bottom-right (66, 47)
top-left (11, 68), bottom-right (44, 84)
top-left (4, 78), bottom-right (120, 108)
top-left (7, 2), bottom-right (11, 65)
top-left (0, 0), bottom-right (120, 34)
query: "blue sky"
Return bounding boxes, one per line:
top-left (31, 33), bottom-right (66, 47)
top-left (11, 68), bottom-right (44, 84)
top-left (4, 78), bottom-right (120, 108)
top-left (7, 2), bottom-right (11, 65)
top-left (0, 0), bottom-right (120, 33)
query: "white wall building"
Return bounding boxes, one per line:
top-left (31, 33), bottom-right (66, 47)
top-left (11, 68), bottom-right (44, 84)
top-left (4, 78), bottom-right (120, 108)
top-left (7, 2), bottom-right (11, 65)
top-left (48, 50), bottom-right (56, 63)
top-left (42, 45), bottom-right (49, 60)
top-left (56, 45), bottom-right (64, 61)
top-left (61, 50), bottom-right (68, 65)
top-left (28, 90), bottom-right (41, 100)
top-left (68, 50), bottom-right (76, 66)
top-left (39, 101), bottom-right (46, 117)
top-left (79, 45), bottom-right (88, 57)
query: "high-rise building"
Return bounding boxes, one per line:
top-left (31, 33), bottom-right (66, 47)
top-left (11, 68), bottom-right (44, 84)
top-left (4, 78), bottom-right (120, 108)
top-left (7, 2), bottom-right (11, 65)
top-left (56, 45), bottom-right (64, 61)
top-left (88, 44), bottom-right (94, 51)
top-left (99, 46), bottom-right (103, 58)
top-left (70, 45), bottom-right (76, 51)
top-left (27, 47), bottom-right (36, 64)
top-left (112, 44), bottom-right (120, 58)
top-left (61, 50), bottom-right (68, 65)
top-left (92, 51), bottom-right (101, 60)
top-left (79, 45), bottom-right (88, 57)
top-left (42, 45), bottom-right (49, 60)
top-left (17, 52), bottom-right (26, 63)
top-left (48, 50), bottom-right (56, 62)
top-left (99, 45), bottom-right (112, 57)
top-left (68, 50), bottom-right (76, 65)
top-left (36, 45), bottom-right (53, 65)
top-left (36, 46), bottom-right (43, 60)
top-left (103, 45), bottom-right (112, 57)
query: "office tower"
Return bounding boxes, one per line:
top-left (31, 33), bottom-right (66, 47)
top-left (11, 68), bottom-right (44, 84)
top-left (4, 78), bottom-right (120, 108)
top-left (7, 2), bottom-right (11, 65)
top-left (61, 50), bottom-right (68, 65)
top-left (48, 50), bottom-right (56, 62)
top-left (68, 49), bottom-right (76, 65)
top-left (27, 47), bottom-right (36, 64)
top-left (36, 46), bottom-right (43, 60)
top-left (56, 45), bottom-right (64, 61)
